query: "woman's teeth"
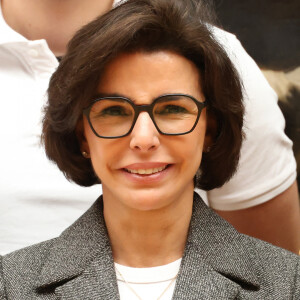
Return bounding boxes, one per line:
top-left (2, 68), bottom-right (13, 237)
top-left (125, 165), bottom-right (167, 175)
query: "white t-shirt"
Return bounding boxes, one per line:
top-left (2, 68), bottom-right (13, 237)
top-left (115, 259), bottom-right (181, 300)
top-left (0, 2), bottom-right (296, 254)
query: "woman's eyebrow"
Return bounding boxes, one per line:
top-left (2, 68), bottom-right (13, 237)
top-left (94, 92), bottom-right (140, 103)
top-left (158, 94), bottom-right (181, 101)
top-left (93, 92), bottom-right (127, 98)
top-left (94, 93), bottom-right (187, 103)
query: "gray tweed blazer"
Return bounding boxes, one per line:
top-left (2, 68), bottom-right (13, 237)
top-left (0, 193), bottom-right (299, 299)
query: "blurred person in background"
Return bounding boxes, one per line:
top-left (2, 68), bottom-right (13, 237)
top-left (0, 0), bottom-right (113, 254)
top-left (211, 0), bottom-right (300, 188)
top-left (0, 0), bottom-right (299, 255)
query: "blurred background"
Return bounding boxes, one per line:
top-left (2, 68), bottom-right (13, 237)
top-left (212, 0), bottom-right (300, 186)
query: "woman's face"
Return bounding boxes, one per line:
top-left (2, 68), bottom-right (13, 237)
top-left (81, 51), bottom-right (208, 211)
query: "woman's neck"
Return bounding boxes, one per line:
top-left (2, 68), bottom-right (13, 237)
top-left (1, 0), bottom-right (114, 56)
top-left (103, 190), bottom-right (194, 268)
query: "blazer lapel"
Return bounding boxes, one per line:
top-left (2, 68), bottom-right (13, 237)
top-left (173, 243), bottom-right (240, 299)
top-left (34, 197), bottom-right (120, 300)
top-left (173, 193), bottom-right (261, 299)
top-left (55, 248), bottom-right (120, 300)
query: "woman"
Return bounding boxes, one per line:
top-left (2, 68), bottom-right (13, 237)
top-left (0, 0), bottom-right (299, 299)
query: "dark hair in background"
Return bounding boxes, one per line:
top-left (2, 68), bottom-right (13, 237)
top-left (42, 0), bottom-right (244, 190)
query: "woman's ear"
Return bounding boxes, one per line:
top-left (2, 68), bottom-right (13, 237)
top-left (204, 109), bottom-right (217, 152)
top-left (76, 118), bottom-right (90, 158)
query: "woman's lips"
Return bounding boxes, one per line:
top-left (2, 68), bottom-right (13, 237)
top-left (120, 163), bottom-right (171, 182)
top-left (122, 162), bottom-right (169, 169)
top-left (124, 165), bottom-right (168, 175)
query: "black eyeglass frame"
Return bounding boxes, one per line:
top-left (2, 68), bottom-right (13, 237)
top-left (83, 93), bottom-right (207, 139)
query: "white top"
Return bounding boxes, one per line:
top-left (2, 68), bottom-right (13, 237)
top-left (115, 259), bottom-right (181, 300)
top-left (0, 2), bottom-right (296, 254)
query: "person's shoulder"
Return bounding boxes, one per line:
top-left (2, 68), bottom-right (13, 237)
top-left (2, 238), bottom-right (56, 273)
top-left (208, 25), bottom-right (252, 72)
top-left (3, 238), bottom-right (55, 266)
top-left (243, 234), bottom-right (300, 294)
top-left (208, 25), bottom-right (240, 50)
top-left (0, 198), bottom-right (104, 298)
top-left (1, 238), bottom-right (57, 297)
top-left (248, 234), bottom-right (299, 267)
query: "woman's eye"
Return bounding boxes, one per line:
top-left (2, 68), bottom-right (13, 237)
top-left (157, 105), bottom-right (188, 114)
top-left (100, 106), bottom-right (129, 116)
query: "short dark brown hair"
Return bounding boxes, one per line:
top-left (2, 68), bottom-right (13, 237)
top-left (42, 0), bottom-right (244, 190)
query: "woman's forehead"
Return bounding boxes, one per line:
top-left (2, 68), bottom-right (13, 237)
top-left (96, 51), bottom-right (203, 103)
top-left (99, 51), bottom-right (200, 80)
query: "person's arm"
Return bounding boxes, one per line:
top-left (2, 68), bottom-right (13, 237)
top-left (215, 181), bottom-right (300, 254)
top-left (2, 0), bottom-right (114, 56)
top-left (208, 28), bottom-right (300, 254)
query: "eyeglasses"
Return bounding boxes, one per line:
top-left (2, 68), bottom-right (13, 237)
top-left (83, 94), bottom-right (207, 139)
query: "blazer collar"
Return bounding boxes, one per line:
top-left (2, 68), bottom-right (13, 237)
top-left (35, 193), bottom-right (261, 299)
top-left (172, 194), bottom-right (261, 299)
top-left (35, 198), bottom-right (120, 298)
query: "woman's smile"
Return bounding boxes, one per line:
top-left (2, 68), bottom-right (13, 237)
top-left (123, 162), bottom-right (169, 174)
top-left (121, 163), bottom-right (172, 184)
top-left (125, 166), bottom-right (167, 175)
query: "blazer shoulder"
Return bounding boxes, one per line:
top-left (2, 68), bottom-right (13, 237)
top-left (245, 234), bottom-right (300, 297)
top-left (1, 239), bottom-right (56, 298)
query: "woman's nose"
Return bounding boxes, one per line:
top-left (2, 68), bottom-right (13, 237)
top-left (129, 112), bottom-right (160, 152)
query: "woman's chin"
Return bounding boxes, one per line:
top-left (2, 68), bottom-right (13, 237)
top-left (117, 186), bottom-right (192, 213)
top-left (123, 191), bottom-right (171, 212)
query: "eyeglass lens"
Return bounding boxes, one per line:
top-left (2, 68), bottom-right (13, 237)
top-left (88, 95), bottom-right (200, 138)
